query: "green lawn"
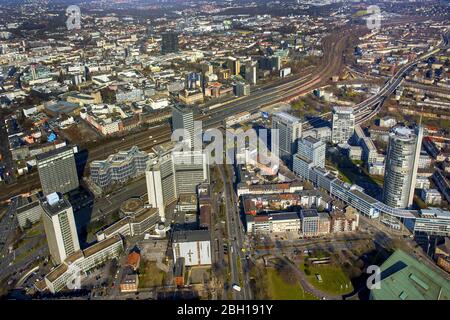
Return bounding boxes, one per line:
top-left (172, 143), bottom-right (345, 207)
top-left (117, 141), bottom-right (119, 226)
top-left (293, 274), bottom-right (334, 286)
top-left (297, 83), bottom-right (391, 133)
top-left (353, 10), bottom-right (369, 17)
top-left (24, 223), bottom-right (43, 238)
top-left (327, 151), bottom-right (383, 194)
top-left (138, 261), bottom-right (166, 288)
top-left (267, 268), bottom-right (317, 300)
top-left (300, 263), bottom-right (353, 295)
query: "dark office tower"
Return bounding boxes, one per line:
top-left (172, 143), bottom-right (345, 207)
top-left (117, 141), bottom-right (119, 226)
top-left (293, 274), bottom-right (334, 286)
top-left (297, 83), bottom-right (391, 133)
top-left (36, 146), bottom-right (79, 196)
top-left (161, 32), bottom-right (179, 54)
top-left (172, 104), bottom-right (194, 150)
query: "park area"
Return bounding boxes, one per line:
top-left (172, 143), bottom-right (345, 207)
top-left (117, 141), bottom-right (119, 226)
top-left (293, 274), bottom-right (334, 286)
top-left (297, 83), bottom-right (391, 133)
top-left (138, 261), bottom-right (166, 288)
top-left (300, 261), bottom-right (354, 295)
top-left (266, 268), bottom-right (318, 300)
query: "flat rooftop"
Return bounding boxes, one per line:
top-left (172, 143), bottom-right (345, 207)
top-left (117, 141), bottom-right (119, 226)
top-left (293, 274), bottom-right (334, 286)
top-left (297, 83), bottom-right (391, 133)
top-left (83, 235), bottom-right (122, 258)
top-left (172, 103), bottom-right (193, 114)
top-left (16, 192), bottom-right (42, 213)
top-left (273, 111), bottom-right (301, 124)
top-left (371, 250), bottom-right (450, 300)
top-left (36, 145), bottom-right (73, 162)
top-left (419, 207), bottom-right (450, 220)
top-left (269, 212), bottom-right (300, 221)
top-left (41, 195), bottom-right (72, 217)
top-left (172, 230), bottom-right (210, 243)
top-left (350, 189), bottom-right (379, 204)
top-left (301, 209), bottom-right (319, 218)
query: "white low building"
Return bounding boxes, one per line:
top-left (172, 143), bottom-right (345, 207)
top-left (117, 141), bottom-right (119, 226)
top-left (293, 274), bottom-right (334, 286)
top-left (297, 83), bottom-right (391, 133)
top-left (44, 235), bottom-right (124, 293)
top-left (172, 230), bottom-right (211, 266)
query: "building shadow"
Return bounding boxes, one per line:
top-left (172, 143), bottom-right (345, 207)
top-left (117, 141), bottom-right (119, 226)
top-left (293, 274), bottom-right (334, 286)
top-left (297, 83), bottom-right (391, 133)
top-left (304, 115), bottom-right (331, 129)
top-left (74, 148), bottom-right (89, 180)
top-left (67, 185), bottom-right (95, 249)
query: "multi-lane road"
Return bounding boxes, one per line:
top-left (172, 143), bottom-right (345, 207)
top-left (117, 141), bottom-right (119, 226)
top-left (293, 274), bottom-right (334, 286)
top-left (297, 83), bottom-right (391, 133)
top-left (218, 165), bottom-right (252, 300)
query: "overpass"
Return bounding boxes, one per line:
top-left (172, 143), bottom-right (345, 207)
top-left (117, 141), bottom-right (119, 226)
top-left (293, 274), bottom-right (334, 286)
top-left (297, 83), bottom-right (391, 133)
top-left (302, 30), bottom-right (449, 131)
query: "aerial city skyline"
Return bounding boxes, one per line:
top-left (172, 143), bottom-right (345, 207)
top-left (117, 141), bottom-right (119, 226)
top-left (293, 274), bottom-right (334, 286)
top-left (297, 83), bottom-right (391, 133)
top-left (0, 0), bottom-right (449, 306)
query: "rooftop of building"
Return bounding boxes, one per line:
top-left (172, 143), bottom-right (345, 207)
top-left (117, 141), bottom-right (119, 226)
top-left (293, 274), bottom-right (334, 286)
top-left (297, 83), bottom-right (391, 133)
top-left (101, 217), bottom-right (130, 238)
top-left (151, 141), bottom-right (176, 156)
top-left (371, 249), bottom-right (450, 300)
top-left (350, 188), bottom-right (379, 204)
top-left (294, 153), bottom-right (313, 164)
top-left (302, 135), bottom-right (321, 145)
top-left (126, 252), bottom-right (141, 268)
top-left (172, 103), bottom-right (193, 114)
top-left (91, 146), bottom-right (148, 170)
top-left (332, 106), bottom-right (354, 113)
top-left (45, 262), bottom-right (69, 283)
top-left (391, 126), bottom-right (418, 139)
top-left (172, 230), bottom-right (210, 243)
top-left (41, 193), bottom-right (72, 217)
top-left (82, 235), bottom-right (123, 259)
top-left (272, 111), bottom-right (301, 124)
top-left (120, 198), bottom-right (144, 214)
top-left (36, 145), bottom-right (74, 162)
top-left (318, 211), bottom-right (330, 220)
top-left (15, 192), bottom-right (42, 212)
top-left (301, 208), bottom-right (319, 218)
top-left (131, 207), bottom-right (159, 224)
top-left (269, 212), bottom-right (300, 221)
top-left (419, 207), bottom-right (450, 220)
top-left (178, 193), bottom-right (197, 204)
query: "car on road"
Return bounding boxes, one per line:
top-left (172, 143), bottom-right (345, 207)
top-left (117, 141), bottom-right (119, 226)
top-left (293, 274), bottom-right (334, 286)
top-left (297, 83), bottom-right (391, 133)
top-left (232, 284), bottom-right (241, 292)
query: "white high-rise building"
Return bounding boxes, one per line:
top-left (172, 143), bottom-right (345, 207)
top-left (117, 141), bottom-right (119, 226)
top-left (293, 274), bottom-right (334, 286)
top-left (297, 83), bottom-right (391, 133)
top-left (332, 106), bottom-right (355, 144)
top-left (293, 136), bottom-right (326, 181)
top-left (383, 126), bottom-right (423, 208)
top-left (41, 193), bottom-right (80, 264)
top-left (146, 143), bottom-right (209, 221)
top-left (146, 146), bottom-right (177, 222)
top-left (271, 112), bottom-right (302, 166)
top-left (172, 104), bottom-right (194, 149)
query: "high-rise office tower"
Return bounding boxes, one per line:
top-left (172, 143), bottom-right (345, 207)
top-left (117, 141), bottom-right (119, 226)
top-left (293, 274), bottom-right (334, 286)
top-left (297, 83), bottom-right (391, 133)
top-left (161, 32), bottom-right (179, 54)
top-left (41, 193), bottom-right (80, 264)
top-left (271, 112), bottom-right (302, 166)
top-left (146, 143), bottom-right (209, 221)
top-left (332, 106), bottom-right (355, 144)
top-left (146, 146), bottom-right (177, 222)
top-left (37, 146), bottom-right (79, 196)
top-left (172, 104), bottom-right (194, 149)
top-left (173, 150), bottom-right (210, 195)
top-left (293, 136), bottom-right (326, 181)
top-left (185, 72), bottom-right (202, 90)
top-left (297, 136), bottom-right (326, 168)
top-left (383, 126), bottom-right (423, 208)
top-left (234, 82), bottom-right (250, 97)
top-left (227, 57), bottom-right (241, 76)
top-left (245, 62), bottom-right (257, 85)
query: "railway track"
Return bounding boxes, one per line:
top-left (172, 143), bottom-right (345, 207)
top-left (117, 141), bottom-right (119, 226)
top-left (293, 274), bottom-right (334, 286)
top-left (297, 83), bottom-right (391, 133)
top-left (0, 28), bottom-right (359, 202)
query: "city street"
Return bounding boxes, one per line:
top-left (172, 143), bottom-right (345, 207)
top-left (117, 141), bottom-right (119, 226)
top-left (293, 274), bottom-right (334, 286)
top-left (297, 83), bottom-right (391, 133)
top-left (218, 165), bottom-right (252, 300)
